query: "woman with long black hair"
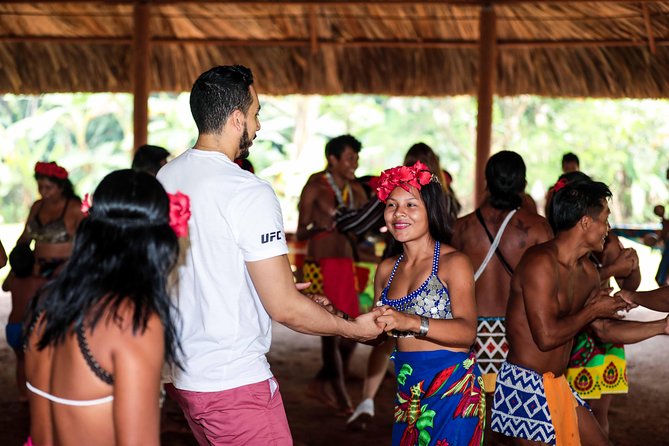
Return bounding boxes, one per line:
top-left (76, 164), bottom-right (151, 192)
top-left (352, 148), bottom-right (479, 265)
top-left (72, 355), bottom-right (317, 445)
top-left (374, 161), bottom-right (484, 446)
top-left (24, 169), bottom-right (189, 446)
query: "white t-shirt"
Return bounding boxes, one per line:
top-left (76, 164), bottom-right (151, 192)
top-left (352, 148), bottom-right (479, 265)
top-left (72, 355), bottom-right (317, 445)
top-left (157, 149), bottom-right (288, 392)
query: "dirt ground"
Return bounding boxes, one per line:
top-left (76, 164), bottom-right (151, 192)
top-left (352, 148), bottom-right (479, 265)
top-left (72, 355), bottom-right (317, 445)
top-left (0, 290), bottom-right (667, 445)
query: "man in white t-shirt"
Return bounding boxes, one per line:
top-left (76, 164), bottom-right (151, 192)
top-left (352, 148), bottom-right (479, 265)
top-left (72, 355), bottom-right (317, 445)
top-left (157, 65), bottom-right (385, 446)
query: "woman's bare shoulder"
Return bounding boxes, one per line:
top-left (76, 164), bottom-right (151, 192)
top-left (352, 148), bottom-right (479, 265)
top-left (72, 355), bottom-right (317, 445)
top-left (439, 245), bottom-right (474, 275)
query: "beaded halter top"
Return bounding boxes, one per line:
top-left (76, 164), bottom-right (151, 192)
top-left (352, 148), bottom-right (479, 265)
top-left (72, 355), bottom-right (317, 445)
top-left (27, 199), bottom-right (72, 244)
top-left (379, 241), bottom-right (453, 320)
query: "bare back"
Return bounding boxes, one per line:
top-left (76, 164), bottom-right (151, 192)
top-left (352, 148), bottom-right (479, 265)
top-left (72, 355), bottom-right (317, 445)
top-left (452, 205), bottom-right (553, 317)
top-left (25, 304), bottom-right (164, 446)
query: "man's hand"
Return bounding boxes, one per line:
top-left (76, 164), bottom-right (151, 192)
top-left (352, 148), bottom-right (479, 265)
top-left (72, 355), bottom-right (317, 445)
top-left (611, 248), bottom-right (638, 278)
top-left (585, 287), bottom-right (629, 319)
top-left (346, 306), bottom-right (388, 342)
top-left (615, 289), bottom-right (639, 311)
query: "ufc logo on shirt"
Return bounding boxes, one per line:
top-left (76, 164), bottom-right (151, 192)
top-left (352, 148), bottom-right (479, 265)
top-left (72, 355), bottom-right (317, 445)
top-left (261, 231), bottom-right (283, 244)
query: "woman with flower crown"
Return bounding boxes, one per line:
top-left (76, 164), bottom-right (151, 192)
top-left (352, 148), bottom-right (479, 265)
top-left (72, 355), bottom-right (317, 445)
top-left (373, 161), bottom-right (485, 446)
top-left (16, 161), bottom-right (85, 279)
top-left (23, 169), bottom-right (191, 446)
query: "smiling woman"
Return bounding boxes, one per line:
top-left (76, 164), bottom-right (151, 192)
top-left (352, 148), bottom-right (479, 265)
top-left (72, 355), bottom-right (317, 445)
top-left (372, 161), bottom-right (485, 446)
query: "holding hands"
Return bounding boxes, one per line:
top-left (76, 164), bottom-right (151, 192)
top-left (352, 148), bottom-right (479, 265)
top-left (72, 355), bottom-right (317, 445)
top-left (376, 307), bottom-right (422, 336)
top-left (615, 289), bottom-right (639, 310)
top-left (307, 292), bottom-right (389, 342)
top-left (585, 287), bottom-right (630, 319)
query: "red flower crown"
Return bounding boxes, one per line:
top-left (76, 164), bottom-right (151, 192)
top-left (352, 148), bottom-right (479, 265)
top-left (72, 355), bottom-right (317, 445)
top-left (80, 191), bottom-right (191, 238)
top-left (35, 161), bottom-right (68, 180)
top-left (376, 161), bottom-right (436, 203)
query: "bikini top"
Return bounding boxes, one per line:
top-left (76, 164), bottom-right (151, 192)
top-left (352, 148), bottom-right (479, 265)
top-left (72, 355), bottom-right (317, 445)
top-left (25, 317), bottom-right (114, 407)
top-left (380, 241), bottom-right (453, 320)
top-left (27, 199), bottom-right (72, 244)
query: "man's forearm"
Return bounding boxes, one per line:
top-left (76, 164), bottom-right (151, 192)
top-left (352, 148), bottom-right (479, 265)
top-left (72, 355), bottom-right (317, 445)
top-left (595, 319), bottom-right (666, 344)
top-left (247, 255), bottom-right (381, 341)
top-left (274, 292), bottom-right (381, 342)
top-left (631, 289), bottom-right (669, 312)
top-left (273, 292), bottom-right (348, 336)
top-left (617, 268), bottom-right (641, 292)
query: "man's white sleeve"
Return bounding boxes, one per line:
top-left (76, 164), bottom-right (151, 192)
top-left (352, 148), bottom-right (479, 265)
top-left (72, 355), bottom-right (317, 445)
top-left (232, 181), bottom-right (289, 262)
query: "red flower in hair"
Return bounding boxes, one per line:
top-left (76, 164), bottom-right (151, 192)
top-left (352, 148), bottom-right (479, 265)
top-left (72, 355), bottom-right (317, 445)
top-left (168, 191), bottom-right (191, 238)
top-left (80, 193), bottom-right (92, 216)
top-left (553, 178), bottom-right (568, 193)
top-left (35, 161), bottom-right (68, 180)
top-left (376, 161), bottom-right (436, 203)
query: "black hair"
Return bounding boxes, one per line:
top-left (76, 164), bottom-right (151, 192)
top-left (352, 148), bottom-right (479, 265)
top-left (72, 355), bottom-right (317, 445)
top-left (546, 171), bottom-right (592, 232)
top-left (190, 65), bottom-right (254, 135)
top-left (550, 175), bottom-right (611, 233)
top-left (325, 134), bottom-right (362, 161)
top-left (562, 152), bottom-right (580, 166)
top-left (34, 173), bottom-right (78, 200)
top-left (403, 142), bottom-right (460, 219)
top-left (384, 182), bottom-right (453, 257)
top-left (485, 150), bottom-right (526, 210)
top-left (403, 143), bottom-right (448, 188)
top-left (132, 144), bottom-right (170, 176)
top-left (28, 169), bottom-right (181, 367)
top-left (356, 175), bottom-right (376, 199)
top-left (9, 244), bottom-right (34, 278)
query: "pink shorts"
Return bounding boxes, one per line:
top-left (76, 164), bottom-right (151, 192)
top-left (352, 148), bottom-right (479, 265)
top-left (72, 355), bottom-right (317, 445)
top-left (166, 378), bottom-right (292, 446)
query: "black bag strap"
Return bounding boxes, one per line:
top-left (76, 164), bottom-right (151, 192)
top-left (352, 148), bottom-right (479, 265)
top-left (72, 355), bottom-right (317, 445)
top-left (475, 208), bottom-right (515, 276)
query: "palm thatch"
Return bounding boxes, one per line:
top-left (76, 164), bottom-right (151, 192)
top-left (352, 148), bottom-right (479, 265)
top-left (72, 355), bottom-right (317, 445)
top-left (1, 1), bottom-right (668, 98)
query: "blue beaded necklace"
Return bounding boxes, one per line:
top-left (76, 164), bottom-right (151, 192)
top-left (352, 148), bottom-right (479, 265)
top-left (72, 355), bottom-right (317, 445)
top-left (380, 241), bottom-right (452, 320)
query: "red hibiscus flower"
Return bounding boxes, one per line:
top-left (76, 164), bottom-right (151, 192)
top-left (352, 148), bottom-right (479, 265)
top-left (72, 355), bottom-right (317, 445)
top-left (553, 178), bottom-right (569, 193)
top-left (80, 193), bottom-right (92, 216)
top-left (168, 191), bottom-right (191, 238)
top-left (376, 161), bottom-right (436, 203)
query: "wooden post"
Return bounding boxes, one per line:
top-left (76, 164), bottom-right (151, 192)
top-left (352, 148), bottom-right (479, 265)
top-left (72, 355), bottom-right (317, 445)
top-left (475, 4), bottom-right (496, 205)
top-left (133, 2), bottom-right (151, 150)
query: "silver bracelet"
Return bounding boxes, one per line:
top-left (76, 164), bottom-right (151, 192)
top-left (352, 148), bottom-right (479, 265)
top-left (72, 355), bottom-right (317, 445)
top-left (417, 316), bottom-right (429, 337)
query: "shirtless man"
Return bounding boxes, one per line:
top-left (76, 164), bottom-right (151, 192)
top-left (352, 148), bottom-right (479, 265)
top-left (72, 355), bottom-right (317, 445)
top-left (491, 177), bottom-right (669, 445)
top-left (453, 151), bottom-right (552, 444)
top-left (550, 172), bottom-right (642, 437)
top-left (297, 134), bottom-right (369, 415)
top-left (453, 151), bottom-right (553, 390)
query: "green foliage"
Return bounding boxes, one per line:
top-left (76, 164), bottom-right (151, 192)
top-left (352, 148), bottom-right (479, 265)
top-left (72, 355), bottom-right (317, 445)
top-left (2, 93), bottom-right (669, 228)
top-left (495, 97), bottom-right (669, 221)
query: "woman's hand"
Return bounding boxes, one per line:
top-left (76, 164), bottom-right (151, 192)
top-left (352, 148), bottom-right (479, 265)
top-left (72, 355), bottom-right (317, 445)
top-left (309, 293), bottom-right (337, 315)
top-left (376, 307), bottom-right (419, 335)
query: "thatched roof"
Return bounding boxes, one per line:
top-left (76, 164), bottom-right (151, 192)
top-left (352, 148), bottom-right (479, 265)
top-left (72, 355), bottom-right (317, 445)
top-left (1, 1), bottom-right (669, 98)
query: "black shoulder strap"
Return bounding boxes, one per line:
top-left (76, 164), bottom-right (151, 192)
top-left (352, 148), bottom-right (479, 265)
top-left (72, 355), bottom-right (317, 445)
top-left (58, 198), bottom-right (70, 219)
top-left (475, 208), bottom-right (515, 276)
